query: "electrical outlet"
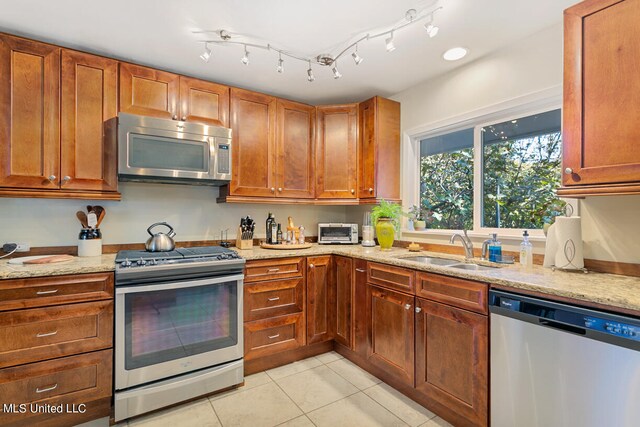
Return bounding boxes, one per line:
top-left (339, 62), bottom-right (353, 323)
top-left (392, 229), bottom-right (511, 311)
top-left (15, 243), bottom-right (30, 252)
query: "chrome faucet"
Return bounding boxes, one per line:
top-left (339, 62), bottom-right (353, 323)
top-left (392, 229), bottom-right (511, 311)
top-left (450, 230), bottom-right (474, 260)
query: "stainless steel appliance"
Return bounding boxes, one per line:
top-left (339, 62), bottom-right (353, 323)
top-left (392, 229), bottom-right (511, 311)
top-left (118, 113), bottom-right (232, 185)
top-left (317, 223), bottom-right (358, 244)
top-left (145, 222), bottom-right (176, 252)
top-left (114, 246), bottom-right (245, 422)
top-left (490, 290), bottom-right (640, 427)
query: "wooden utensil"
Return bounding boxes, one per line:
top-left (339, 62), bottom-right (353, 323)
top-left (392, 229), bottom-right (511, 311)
top-left (76, 211), bottom-right (88, 228)
top-left (94, 206), bottom-right (105, 227)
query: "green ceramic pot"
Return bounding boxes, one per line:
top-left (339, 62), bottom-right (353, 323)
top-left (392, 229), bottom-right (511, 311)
top-left (376, 218), bottom-right (395, 250)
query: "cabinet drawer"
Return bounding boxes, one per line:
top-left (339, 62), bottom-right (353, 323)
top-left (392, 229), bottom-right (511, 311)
top-left (0, 301), bottom-right (113, 368)
top-left (245, 258), bottom-right (305, 283)
top-left (0, 349), bottom-right (112, 426)
top-left (0, 272), bottom-right (114, 312)
top-left (416, 272), bottom-right (488, 314)
top-left (245, 277), bottom-right (304, 321)
top-left (367, 262), bottom-right (415, 294)
top-left (244, 313), bottom-right (305, 360)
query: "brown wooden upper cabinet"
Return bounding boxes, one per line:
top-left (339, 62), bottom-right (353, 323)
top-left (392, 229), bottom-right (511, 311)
top-left (276, 99), bottom-right (315, 198)
top-left (560, 0), bottom-right (640, 196)
top-left (358, 96), bottom-right (401, 201)
top-left (0, 35), bottom-right (60, 190)
top-left (315, 104), bottom-right (358, 199)
top-left (0, 34), bottom-right (118, 198)
top-left (229, 88), bottom-right (277, 197)
top-left (120, 63), bottom-right (229, 126)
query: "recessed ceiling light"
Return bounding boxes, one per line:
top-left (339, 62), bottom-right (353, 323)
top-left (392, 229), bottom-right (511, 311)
top-left (443, 47), bottom-right (468, 61)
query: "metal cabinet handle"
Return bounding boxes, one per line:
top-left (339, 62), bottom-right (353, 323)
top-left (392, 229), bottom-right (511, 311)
top-left (355, 268), bottom-right (366, 273)
top-left (415, 307), bottom-right (422, 313)
top-left (404, 304), bottom-right (411, 310)
top-left (61, 176), bottom-right (71, 184)
top-left (564, 167), bottom-right (573, 174)
top-left (172, 114), bottom-right (178, 120)
top-left (351, 189), bottom-right (355, 194)
top-left (369, 187), bottom-right (373, 193)
top-left (267, 296), bottom-right (280, 302)
top-left (36, 331), bottom-right (58, 338)
top-left (36, 383), bottom-right (58, 393)
top-left (309, 264), bottom-right (314, 269)
top-left (267, 268), bottom-right (280, 273)
top-left (270, 187), bottom-right (275, 193)
top-left (36, 289), bottom-right (58, 295)
top-left (268, 334), bottom-right (280, 339)
top-left (47, 175), bottom-right (56, 182)
top-left (278, 187), bottom-right (283, 192)
top-left (181, 116), bottom-right (187, 121)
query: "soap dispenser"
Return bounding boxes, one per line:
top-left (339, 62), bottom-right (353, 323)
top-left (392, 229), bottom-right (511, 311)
top-left (482, 233), bottom-right (502, 262)
top-left (519, 230), bottom-right (533, 270)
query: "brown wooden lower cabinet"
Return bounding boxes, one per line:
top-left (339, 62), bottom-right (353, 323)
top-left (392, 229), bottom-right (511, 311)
top-left (334, 256), bottom-right (353, 349)
top-left (366, 284), bottom-right (415, 386)
top-left (244, 312), bottom-right (305, 360)
top-left (415, 297), bottom-right (488, 427)
top-left (306, 255), bottom-right (334, 344)
top-left (352, 258), bottom-right (369, 357)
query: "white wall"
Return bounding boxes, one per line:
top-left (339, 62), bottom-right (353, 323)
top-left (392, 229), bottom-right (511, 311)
top-left (0, 183), bottom-right (346, 247)
top-left (361, 22), bottom-right (640, 264)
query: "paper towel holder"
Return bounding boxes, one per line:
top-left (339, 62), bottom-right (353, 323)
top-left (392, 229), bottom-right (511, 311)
top-left (549, 203), bottom-right (589, 273)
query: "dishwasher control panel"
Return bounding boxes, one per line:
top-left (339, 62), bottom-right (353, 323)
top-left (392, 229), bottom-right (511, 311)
top-left (584, 317), bottom-right (639, 341)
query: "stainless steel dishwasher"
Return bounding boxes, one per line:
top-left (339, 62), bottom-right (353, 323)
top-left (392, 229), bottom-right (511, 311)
top-left (489, 290), bottom-right (640, 427)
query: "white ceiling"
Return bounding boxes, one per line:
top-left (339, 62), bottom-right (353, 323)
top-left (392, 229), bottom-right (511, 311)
top-left (0, 0), bottom-right (579, 105)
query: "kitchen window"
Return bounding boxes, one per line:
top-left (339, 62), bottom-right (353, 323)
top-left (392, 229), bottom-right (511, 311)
top-left (412, 103), bottom-right (570, 237)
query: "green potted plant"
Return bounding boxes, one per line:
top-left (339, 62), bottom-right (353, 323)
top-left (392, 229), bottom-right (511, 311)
top-left (408, 205), bottom-right (427, 230)
top-left (371, 199), bottom-right (404, 250)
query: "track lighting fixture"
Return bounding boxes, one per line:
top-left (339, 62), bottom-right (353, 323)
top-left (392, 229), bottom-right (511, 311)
top-left (332, 62), bottom-right (342, 79)
top-left (307, 61), bottom-right (315, 82)
top-left (241, 45), bottom-right (250, 65)
top-left (276, 53), bottom-right (284, 73)
top-left (200, 43), bottom-right (212, 63)
top-left (385, 31), bottom-right (396, 52)
top-left (351, 45), bottom-right (363, 65)
top-left (194, 4), bottom-right (444, 80)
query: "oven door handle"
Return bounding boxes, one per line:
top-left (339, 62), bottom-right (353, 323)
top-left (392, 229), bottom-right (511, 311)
top-left (115, 274), bottom-right (245, 294)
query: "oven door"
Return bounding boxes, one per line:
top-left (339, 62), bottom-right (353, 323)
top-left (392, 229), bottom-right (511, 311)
top-left (115, 274), bottom-right (243, 390)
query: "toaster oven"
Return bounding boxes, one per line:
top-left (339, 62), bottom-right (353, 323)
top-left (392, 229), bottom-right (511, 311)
top-left (317, 223), bottom-right (359, 244)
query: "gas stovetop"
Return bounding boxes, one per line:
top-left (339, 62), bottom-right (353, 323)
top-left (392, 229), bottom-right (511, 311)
top-left (115, 246), bottom-right (245, 285)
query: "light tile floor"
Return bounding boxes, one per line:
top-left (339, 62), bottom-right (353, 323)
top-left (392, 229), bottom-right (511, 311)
top-left (117, 352), bottom-right (454, 427)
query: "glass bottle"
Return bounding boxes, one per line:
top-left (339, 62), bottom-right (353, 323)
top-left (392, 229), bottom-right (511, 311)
top-left (276, 223), bottom-right (283, 244)
top-left (266, 213), bottom-right (275, 244)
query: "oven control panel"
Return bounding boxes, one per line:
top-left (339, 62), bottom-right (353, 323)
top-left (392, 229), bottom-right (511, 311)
top-left (117, 253), bottom-right (241, 269)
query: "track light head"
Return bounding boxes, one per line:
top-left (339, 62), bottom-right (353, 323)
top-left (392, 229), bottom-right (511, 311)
top-left (200, 43), bottom-right (212, 63)
top-left (425, 24), bottom-right (439, 38)
top-left (332, 62), bottom-right (342, 79)
top-left (385, 31), bottom-right (396, 52)
top-left (241, 45), bottom-right (250, 65)
top-left (276, 53), bottom-right (284, 73)
top-left (307, 66), bottom-right (315, 82)
top-left (351, 45), bottom-right (363, 65)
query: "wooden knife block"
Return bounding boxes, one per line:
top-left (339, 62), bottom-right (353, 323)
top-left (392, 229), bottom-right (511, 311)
top-left (236, 226), bottom-right (253, 250)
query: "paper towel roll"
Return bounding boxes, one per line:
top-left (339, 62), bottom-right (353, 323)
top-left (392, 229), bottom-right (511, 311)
top-left (554, 216), bottom-right (584, 269)
top-left (543, 223), bottom-right (558, 268)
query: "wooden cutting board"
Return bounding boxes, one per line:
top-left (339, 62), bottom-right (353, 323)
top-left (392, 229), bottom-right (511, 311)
top-left (8, 255), bottom-right (75, 265)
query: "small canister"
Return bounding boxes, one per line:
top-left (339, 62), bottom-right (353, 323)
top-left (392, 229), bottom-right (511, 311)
top-left (78, 228), bottom-right (102, 257)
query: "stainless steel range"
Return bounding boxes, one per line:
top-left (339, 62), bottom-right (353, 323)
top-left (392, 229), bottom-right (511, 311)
top-left (113, 246), bottom-right (245, 422)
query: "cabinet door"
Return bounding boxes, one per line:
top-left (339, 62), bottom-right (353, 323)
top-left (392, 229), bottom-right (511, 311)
top-left (358, 97), bottom-right (376, 198)
top-left (315, 105), bottom-right (358, 198)
top-left (306, 255), bottom-right (334, 344)
top-left (563, 0), bottom-right (640, 186)
top-left (179, 76), bottom-right (229, 126)
top-left (415, 298), bottom-right (488, 427)
top-left (276, 99), bottom-right (315, 198)
top-left (366, 284), bottom-right (414, 386)
top-left (334, 256), bottom-right (353, 349)
top-left (230, 88), bottom-right (277, 196)
top-left (0, 35), bottom-right (60, 189)
top-left (61, 50), bottom-right (118, 192)
top-left (353, 259), bottom-right (369, 357)
top-left (119, 62), bottom-right (179, 119)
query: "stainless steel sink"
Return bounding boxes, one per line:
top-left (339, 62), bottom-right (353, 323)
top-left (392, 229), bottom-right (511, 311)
top-left (448, 263), bottom-right (497, 271)
top-left (400, 256), bottom-right (459, 266)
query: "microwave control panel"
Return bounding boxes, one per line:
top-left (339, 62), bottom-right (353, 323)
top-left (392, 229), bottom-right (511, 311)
top-left (218, 144), bottom-right (230, 174)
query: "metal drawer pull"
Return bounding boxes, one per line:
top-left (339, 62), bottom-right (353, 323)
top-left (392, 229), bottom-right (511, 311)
top-left (36, 331), bottom-right (58, 338)
top-left (267, 297), bottom-right (280, 302)
top-left (355, 268), bottom-right (366, 273)
top-left (267, 268), bottom-right (280, 273)
top-left (36, 383), bottom-right (58, 393)
top-left (36, 289), bottom-right (59, 295)
top-left (415, 307), bottom-right (422, 313)
top-left (404, 304), bottom-right (412, 310)
top-left (268, 334), bottom-right (280, 339)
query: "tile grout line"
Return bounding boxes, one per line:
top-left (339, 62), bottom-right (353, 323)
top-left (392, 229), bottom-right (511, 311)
top-left (206, 397), bottom-right (225, 427)
top-left (324, 359), bottom-right (383, 391)
top-left (265, 356), bottom-right (323, 382)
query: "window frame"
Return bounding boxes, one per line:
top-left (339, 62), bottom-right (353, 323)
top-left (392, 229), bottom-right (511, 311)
top-left (402, 87), bottom-right (576, 241)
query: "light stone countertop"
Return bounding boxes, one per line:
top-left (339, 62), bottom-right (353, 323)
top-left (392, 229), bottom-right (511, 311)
top-left (2, 245), bottom-right (639, 316)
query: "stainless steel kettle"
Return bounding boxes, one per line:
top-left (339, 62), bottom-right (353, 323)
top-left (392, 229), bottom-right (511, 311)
top-left (145, 222), bottom-right (176, 252)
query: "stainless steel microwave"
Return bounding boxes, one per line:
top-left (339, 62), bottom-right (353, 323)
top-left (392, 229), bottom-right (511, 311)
top-left (118, 113), bottom-right (232, 185)
top-left (318, 223), bottom-right (359, 244)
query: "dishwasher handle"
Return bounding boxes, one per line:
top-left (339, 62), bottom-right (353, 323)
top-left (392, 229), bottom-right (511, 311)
top-left (539, 319), bottom-right (586, 335)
